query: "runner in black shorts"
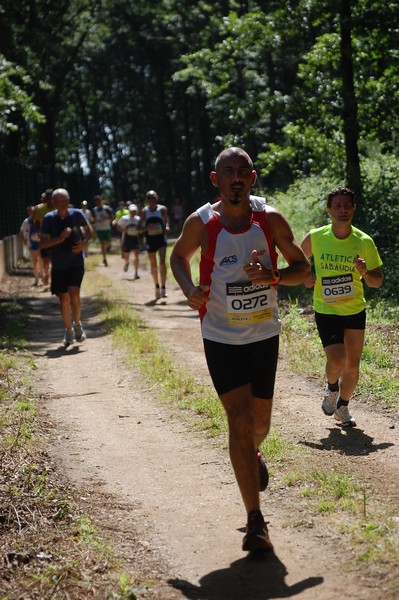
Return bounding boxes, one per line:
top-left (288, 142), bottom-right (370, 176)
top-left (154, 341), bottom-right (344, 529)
top-left (170, 147), bottom-right (310, 553)
top-left (140, 190), bottom-right (170, 300)
top-left (204, 337), bottom-right (279, 398)
top-left (116, 204), bottom-right (141, 279)
top-left (40, 188), bottom-right (93, 348)
top-left (51, 267), bottom-right (85, 295)
top-left (301, 186), bottom-right (383, 428)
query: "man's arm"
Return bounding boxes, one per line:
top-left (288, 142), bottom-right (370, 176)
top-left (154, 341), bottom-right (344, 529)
top-left (161, 205), bottom-right (170, 235)
top-left (300, 232), bottom-right (312, 259)
top-left (83, 222), bottom-right (93, 241)
top-left (39, 228), bottom-right (71, 249)
top-left (170, 213), bottom-right (209, 310)
top-left (245, 208), bottom-right (310, 286)
top-left (299, 232), bottom-right (316, 288)
top-left (361, 267), bottom-right (383, 288)
top-left (354, 254), bottom-right (383, 289)
top-left (69, 221), bottom-right (93, 254)
top-left (269, 209), bottom-right (311, 283)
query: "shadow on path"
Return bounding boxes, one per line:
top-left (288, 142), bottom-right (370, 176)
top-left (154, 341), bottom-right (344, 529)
top-left (168, 550), bottom-right (323, 599)
top-left (300, 426), bottom-right (394, 456)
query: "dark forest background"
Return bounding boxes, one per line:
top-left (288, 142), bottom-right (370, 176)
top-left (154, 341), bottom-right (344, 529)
top-left (1, 0), bottom-right (399, 293)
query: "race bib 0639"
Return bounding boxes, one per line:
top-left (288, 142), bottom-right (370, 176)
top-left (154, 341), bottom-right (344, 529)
top-left (321, 274), bottom-right (355, 304)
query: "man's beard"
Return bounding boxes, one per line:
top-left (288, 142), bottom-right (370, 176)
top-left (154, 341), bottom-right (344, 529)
top-left (229, 192), bottom-right (241, 205)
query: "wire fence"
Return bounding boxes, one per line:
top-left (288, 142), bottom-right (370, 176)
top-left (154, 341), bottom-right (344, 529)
top-left (0, 154), bottom-right (99, 239)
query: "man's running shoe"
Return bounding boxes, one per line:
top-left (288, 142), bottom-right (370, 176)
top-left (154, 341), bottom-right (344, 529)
top-left (73, 321), bottom-right (86, 343)
top-left (155, 286), bottom-right (161, 300)
top-left (63, 328), bottom-right (74, 347)
top-left (161, 287), bottom-right (167, 298)
top-left (334, 404), bottom-right (356, 427)
top-left (123, 262), bottom-right (129, 272)
top-left (322, 387), bottom-right (338, 415)
top-left (242, 510), bottom-right (273, 553)
top-left (256, 448), bottom-right (269, 491)
top-left (134, 273), bottom-right (140, 280)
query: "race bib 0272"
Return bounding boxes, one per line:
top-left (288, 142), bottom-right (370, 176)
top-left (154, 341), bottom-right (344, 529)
top-left (226, 281), bottom-right (273, 325)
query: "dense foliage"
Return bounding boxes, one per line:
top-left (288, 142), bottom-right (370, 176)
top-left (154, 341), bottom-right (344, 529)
top-left (1, 0), bottom-right (398, 295)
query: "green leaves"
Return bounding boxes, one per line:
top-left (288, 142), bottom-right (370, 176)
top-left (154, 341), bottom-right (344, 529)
top-left (0, 56), bottom-right (45, 134)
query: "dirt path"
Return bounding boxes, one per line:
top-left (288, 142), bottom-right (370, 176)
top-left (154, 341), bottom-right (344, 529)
top-left (24, 251), bottom-right (398, 599)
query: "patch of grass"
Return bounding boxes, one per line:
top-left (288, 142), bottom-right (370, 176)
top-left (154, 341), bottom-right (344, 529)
top-left (0, 298), bottom-right (30, 348)
top-left (309, 470), bottom-right (358, 504)
top-left (350, 518), bottom-right (399, 570)
top-left (297, 467), bottom-right (399, 571)
top-left (262, 428), bottom-right (292, 463)
top-left (279, 303), bottom-right (324, 378)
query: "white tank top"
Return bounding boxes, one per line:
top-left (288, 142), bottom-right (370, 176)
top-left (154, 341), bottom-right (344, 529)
top-left (197, 196), bottom-right (281, 345)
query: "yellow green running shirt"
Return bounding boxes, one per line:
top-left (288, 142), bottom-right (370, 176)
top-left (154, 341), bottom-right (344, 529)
top-left (310, 224), bottom-right (382, 315)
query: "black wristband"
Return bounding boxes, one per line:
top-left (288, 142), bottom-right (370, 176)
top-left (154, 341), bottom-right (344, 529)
top-left (271, 269), bottom-right (281, 284)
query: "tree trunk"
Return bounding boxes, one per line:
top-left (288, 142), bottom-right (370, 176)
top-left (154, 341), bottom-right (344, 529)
top-left (339, 0), bottom-right (363, 208)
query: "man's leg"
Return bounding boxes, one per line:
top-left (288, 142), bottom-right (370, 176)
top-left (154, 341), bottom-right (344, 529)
top-left (220, 385), bottom-right (272, 514)
top-left (220, 385), bottom-right (273, 552)
top-left (324, 343), bottom-right (345, 386)
top-left (101, 240), bottom-right (107, 263)
top-left (42, 256), bottom-right (50, 285)
top-left (321, 343), bottom-right (345, 415)
top-left (252, 396), bottom-right (273, 451)
top-left (69, 286), bottom-right (81, 325)
top-left (133, 249), bottom-right (139, 276)
top-left (158, 246), bottom-right (167, 287)
top-left (122, 250), bottom-right (129, 271)
top-left (31, 249), bottom-right (40, 284)
top-left (148, 252), bottom-right (159, 286)
top-left (339, 329), bottom-right (365, 400)
top-left (59, 292), bottom-right (72, 330)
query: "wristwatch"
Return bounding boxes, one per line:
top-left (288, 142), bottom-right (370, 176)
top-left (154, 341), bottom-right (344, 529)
top-left (271, 269), bottom-right (281, 284)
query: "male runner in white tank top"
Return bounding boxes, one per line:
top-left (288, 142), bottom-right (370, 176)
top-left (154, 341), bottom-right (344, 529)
top-left (171, 147), bottom-right (310, 553)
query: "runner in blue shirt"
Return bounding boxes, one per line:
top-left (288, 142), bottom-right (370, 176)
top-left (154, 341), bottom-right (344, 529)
top-left (40, 188), bottom-right (93, 347)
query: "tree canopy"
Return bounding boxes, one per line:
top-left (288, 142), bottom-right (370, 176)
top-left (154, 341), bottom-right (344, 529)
top-left (1, 0), bottom-right (398, 214)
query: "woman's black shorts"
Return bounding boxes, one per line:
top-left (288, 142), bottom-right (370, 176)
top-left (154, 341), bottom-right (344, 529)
top-left (315, 310), bottom-right (366, 347)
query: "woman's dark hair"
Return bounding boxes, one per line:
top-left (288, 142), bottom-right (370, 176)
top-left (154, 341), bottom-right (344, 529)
top-left (327, 187), bottom-right (355, 208)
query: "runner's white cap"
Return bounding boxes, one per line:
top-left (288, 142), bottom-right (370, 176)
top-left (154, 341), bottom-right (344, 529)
top-left (128, 204), bottom-right (138, 211)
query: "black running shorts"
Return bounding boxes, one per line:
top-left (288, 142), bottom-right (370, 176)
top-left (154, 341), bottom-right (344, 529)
top-left (122, 236), bottom-right (140, 252)
top-left (315, 309), bottom-right (366, 347)
top-left (203, 336), bottom-right (279, 399)
top-left (146, 235), bottom-right (167, 253)
top-left (51, 267), bottom-right (85, 295)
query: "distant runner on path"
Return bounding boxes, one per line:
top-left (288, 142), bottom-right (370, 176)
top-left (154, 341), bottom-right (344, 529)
top-left (170, 146), bottom-right (310, 553)
top-left (39, 188), bottom-right (93, 348)
top-left (139, 190), bottom-right (170, 300)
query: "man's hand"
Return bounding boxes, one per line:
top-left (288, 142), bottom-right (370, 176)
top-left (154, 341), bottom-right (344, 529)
top-left (60, 227), bottom-right (72, 241)
top-left (71, 240), bottom-right (85, 254)
top-left (354, 254), bottom-right (367, 277)
top-left (243, 250), bottom-right (278, 285)
top-left (185, 284), bottom-right (210, 310)
top-left (304, 274), bottom-right (316, 288)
